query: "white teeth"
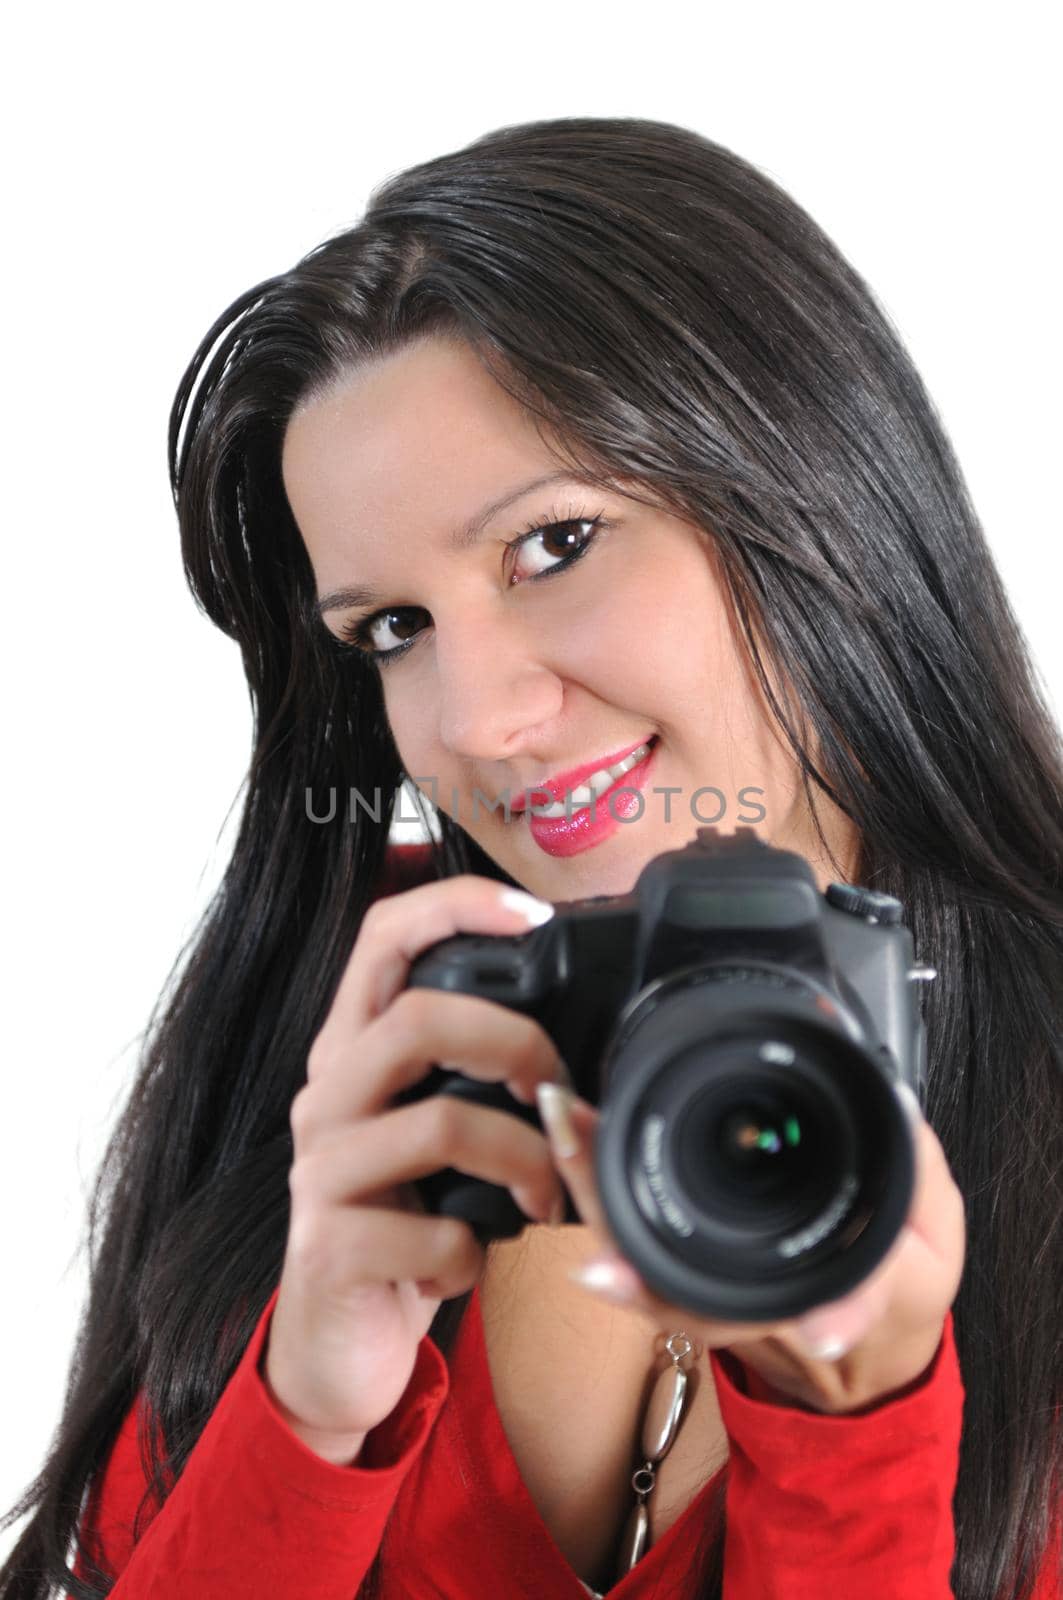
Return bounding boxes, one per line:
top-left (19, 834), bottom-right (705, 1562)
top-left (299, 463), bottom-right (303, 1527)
top-left (534, 742), bottom-right (652, 820)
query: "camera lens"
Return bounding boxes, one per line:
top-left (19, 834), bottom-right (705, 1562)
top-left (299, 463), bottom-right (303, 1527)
top-left (595, 969), bottom-right (915, 1322)
top-left (672, 1037), bottom-right (850, 1246)
top-left (716, 1100), bottom-right (805, 1180)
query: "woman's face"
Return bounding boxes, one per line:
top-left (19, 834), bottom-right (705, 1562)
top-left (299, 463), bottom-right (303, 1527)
top-left (283, 334), bottom-right (858, 901)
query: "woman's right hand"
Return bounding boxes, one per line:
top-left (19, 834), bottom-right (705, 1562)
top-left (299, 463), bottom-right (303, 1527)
top-left (261, 874), bottom-right (569, 1463)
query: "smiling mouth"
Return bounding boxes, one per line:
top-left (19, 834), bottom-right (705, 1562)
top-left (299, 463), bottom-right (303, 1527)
top-left (505, 734), bottom-right (659, 821)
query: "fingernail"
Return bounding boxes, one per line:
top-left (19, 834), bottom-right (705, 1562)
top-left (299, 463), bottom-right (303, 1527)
top-left (792, 1308), bottom-right (862, 1361)
top-left (568, 1256), bottom-right (641, 1303)
top-left (793, 1326), bottom-right (852, 1361)
top-left (536, 1082), bottom-right (581, 1158)
top-left (498, 888), bottom-right (555, 926)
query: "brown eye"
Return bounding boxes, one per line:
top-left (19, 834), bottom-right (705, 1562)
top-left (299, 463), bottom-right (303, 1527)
top-left (340, 605), bottom-right (430, 658)
top-left (511, 518), bottom-right (601, 580)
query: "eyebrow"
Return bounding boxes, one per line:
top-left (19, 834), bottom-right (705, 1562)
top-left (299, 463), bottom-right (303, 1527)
top-left (314, 470), bottom-right (596, 618)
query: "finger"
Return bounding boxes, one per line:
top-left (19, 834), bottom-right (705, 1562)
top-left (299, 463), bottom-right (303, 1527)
top-left (295, 1097), bottom-right (566, 1226)
top-left (286, 1202), bottom-right (486, 1300)
top-left (824, 1109), bottom-right (963, 1333)
top-left (535, 1088), bottom-right (618, 1248)
top-left (311, 877), bottom-right (555, 1063)
top-left (901, 1109), bottom-right (967, 1271)
top-left (301, 989), bottom-right (568, 1123)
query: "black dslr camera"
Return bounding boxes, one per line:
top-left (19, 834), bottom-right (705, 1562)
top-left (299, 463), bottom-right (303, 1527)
top-left (402, 826), bottom-right (930, 1322)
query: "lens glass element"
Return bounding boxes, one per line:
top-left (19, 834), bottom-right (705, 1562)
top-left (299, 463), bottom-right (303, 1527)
top-left (667, 1034), bottom-right (858, 1253)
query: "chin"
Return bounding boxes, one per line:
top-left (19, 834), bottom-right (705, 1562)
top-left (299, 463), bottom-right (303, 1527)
top-left (537, 840), bottom-right (670, 905)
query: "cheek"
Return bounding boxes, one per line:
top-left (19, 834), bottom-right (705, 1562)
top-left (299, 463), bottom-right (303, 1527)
top-left (571, 560), bottom-right (722, 698)
top-left (545, 567), bottom-right (666, 687)
top-left (378, 681), bottom-right (437, 777)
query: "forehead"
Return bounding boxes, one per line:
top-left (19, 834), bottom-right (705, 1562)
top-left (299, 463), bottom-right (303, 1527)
top-left (281, 336), bottom-right (559, 562)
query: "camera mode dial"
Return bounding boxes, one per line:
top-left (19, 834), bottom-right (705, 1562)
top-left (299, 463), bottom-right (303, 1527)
top-left (825, 883), bottom-right (904, 925)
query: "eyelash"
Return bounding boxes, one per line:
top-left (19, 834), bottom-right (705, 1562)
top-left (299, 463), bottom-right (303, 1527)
top-left (336, 503), bottom-right (608, 667)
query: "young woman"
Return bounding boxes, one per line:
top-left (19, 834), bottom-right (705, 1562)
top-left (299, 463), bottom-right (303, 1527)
top-left (2, 116), bottom-right (1059, 1600)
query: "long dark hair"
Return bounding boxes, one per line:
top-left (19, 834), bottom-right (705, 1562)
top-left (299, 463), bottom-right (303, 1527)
top-left (2, 116), bottom-right (1059, 1600)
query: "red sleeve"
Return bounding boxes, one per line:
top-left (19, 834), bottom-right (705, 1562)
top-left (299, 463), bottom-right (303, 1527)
top-left (71, 1286), bottom-right (450, 1598)
top-left (707, 1310), bottom-right (966, 1599)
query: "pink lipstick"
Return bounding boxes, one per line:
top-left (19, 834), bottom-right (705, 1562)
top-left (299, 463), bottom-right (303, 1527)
top-left (517, 736), bottom-right (660, 859)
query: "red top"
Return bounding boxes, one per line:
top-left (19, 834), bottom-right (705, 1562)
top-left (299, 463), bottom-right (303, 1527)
top-left (73, 1279), bottom-right (983, 1599)
top-left (67, 844), bottom-right (1059, 1598)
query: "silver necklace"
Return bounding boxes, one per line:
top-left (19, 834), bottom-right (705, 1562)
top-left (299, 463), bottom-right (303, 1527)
top-left (578, 1329), bottom-right (699, 1597)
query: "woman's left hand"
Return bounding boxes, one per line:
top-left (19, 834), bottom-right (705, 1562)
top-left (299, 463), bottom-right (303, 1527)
top-left (535, 1083), bottom-right (966, 1415)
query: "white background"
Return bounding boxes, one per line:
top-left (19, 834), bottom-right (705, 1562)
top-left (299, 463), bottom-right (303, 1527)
top-left (2, 0), bottom-right (1059, 1560)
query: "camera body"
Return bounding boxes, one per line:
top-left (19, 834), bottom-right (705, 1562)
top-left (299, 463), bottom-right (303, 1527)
top-left (403, 826), bottom-right (929, 1321)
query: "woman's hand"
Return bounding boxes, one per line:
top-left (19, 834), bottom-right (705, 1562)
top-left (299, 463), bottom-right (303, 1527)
top-left (537, 1082), bottom-right (966, 1415)
top-left (262, 876), bottom-right (570, 1462)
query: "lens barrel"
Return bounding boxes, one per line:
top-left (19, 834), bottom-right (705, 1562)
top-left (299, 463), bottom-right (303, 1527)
top-left (594, 966), bottom-right (915, 1321)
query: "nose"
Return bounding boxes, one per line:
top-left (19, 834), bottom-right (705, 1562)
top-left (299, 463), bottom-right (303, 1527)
top-left (435, 617), bottom-right (563, 761)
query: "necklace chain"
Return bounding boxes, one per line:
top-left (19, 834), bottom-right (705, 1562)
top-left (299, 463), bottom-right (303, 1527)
top-left (611, 1329), bottom-right (700, 1586)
